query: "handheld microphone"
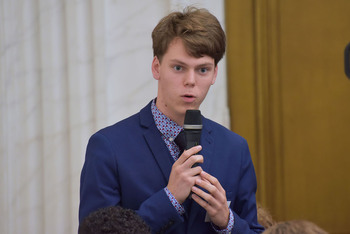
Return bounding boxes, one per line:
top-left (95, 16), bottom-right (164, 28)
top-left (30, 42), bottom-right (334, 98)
top-left (183, 110), bottom-right (202, 199)
top-left (184, 110), bottom-right (202, 167)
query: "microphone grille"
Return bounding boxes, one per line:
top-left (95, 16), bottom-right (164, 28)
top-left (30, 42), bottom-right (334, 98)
top-left (184, 110), bottom-right (202, 128)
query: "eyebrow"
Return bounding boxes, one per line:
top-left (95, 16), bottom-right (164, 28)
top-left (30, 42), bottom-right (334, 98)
top-left (169, 59), bottom-right (214, 68)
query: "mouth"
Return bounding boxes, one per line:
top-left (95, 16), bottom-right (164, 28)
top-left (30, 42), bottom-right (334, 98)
top-left (182, 94), bottom-right (196, 102)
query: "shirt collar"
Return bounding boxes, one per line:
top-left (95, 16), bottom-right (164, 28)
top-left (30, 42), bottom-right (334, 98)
top-left (151, 99), bottom-right (183, 141)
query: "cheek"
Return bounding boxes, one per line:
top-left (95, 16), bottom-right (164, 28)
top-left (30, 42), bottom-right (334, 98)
top-left (162, 73), bottom-right (180, 87)
top-left (197, 84), bottom-right (212, 100)
top-left (199, 81), bottom-right (212, 92)
top-left (159, 76), bottom-right (177, 94)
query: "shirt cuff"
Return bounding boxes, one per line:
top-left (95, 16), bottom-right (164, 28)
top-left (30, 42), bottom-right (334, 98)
top-left (212, 208), bottom-right (234, 233)
top-left (164, 187), bottom-right (185, 216)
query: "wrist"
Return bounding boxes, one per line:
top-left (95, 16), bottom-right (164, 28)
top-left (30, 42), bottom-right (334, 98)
top-left (217, 209), bottom-right (230, 229)
top-left (211, 209), bottom-right (234, 233)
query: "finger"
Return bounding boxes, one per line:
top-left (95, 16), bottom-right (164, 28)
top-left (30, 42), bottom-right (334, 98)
top-left (176, 145), bottom-right (202, 164)
top-left (193, 179), bottom-right (219, 206)
top-left (192, 186), bottom-right (230, 226)
top-left (189, 166), bottom-right (203, 177)
top-left (191, 193), bottom-right (215, 213)
top-left (196, 174), bottom-right (227, 204)
top-left (184, 154), bottom-right (204, 169)
top-left (197, 177), bottom-right (218, 196)
top-left (200, 171), bottom-right (225, 194)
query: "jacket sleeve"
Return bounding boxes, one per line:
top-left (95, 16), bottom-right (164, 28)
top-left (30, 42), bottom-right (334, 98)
top-left (230, 139), bottom-right (265, 234)
top-left (79, 132), bottom-right (184, 232)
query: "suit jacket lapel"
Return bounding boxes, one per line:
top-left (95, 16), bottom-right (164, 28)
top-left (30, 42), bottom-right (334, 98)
top-left (200, 120), bottom-right (214, 172)
top-left (140, 102), bottom-right (173, 183)
top-left (144, 129), bottom-right (173, 182)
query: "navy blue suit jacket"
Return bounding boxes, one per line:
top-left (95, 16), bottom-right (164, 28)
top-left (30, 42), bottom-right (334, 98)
top-left (79, 101), bottom-right (264, 233)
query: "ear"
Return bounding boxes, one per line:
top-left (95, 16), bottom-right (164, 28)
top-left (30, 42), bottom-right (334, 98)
top-left (152, 56), bottom-right (160, 80)
top-left (211, 65), bottom-right (218, 85)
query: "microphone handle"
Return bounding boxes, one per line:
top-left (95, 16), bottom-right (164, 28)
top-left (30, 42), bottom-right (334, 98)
top-left (184, 129), bottom-right (202, 199)
top-left (184, 129), bottom-right (201, 167)
top-left (184, 129), bottom-right (201, 149)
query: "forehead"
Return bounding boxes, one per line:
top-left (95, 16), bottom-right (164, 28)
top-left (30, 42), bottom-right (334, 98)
top-left (162, 38), bottom-right (214, 63)
top-left (163, 38), bottom-right (215, 66)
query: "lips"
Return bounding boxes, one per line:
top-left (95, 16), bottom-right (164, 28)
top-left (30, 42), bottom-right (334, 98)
top-left (182, 94), bottom-right (196, 102)
top-left (184, 94), bottom-right (194, 98)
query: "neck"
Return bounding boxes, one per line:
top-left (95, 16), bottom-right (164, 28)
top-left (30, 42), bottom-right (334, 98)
top-left (155, 102), bottom-right (184, 127)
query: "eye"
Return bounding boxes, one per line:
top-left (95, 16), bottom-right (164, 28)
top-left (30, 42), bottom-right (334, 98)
top-left (199, 67), bottom-right (208, 74)
top-left (173, 65), bottom-right (182, 71)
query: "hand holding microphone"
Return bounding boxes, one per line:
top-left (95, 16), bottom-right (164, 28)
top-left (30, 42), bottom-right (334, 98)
top-left (168, 110), bottom-right (229, 228)
top-left (167, 110), bottom-right (203, 203)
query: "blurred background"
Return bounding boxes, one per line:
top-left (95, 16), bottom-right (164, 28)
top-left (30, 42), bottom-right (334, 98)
top-left (1, 0), bottom-right (349, 233)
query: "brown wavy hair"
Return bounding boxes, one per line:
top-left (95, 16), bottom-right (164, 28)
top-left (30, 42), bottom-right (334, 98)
top-left (152, 6), bottom-right (226, 66)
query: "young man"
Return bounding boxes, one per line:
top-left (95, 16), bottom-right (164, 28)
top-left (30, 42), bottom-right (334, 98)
top-left (79, 7), bottom-right (264, 233)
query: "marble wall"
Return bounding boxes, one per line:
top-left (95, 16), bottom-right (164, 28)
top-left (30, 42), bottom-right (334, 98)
top-left (0, 0), bottom-right (228, 233)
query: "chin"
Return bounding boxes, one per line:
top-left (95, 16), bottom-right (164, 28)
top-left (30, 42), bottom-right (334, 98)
top-left (184, 103), bottom-right (200, 110)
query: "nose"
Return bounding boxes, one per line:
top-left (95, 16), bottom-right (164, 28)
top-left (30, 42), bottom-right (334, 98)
top-left (184, 70), bottom-right (196, 87)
